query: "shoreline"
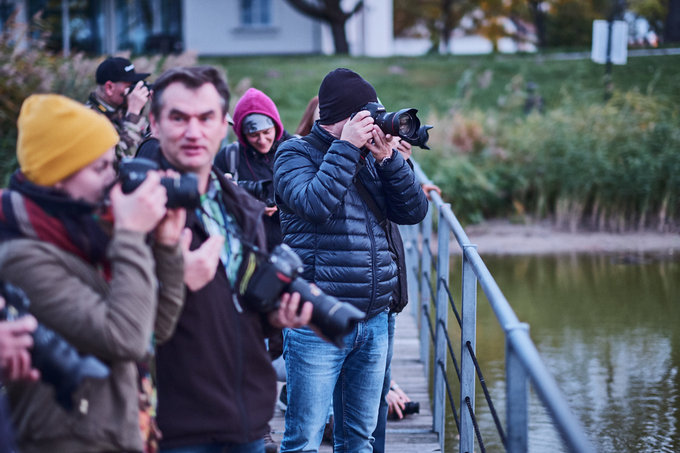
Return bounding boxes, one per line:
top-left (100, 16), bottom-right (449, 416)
top-left (457, 220), bottom-right (680, 256)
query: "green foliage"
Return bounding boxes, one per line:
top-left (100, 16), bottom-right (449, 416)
top-left (467, 91), bottom-right (680, 231)
top-left (545, 0), bottom-right (604, 47)
top-left (0, 15), bottom-right (54, 184)
top-left (629, 0), bottom-right (669, 35)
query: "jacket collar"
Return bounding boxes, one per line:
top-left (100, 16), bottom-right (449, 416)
top-left (310, 121), bottom-right (336, 150)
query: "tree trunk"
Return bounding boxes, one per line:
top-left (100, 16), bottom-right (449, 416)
top-left (330, 20), bottom-right (349, 54)
top-left (665, 0), bottom-right (680, 42)
top-left (529, 0), bottom-right (546, 48)
top-left (439, 0), bottom-right (454, 53)
top-left (283, 0), bottom-right (364, 54)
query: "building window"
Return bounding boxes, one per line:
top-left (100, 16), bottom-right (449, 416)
top-left (240, 0), bottom-right (271, 27)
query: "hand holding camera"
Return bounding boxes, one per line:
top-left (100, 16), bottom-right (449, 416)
top-left (267, 291), bottom-right (313, 330)
top-left (391, 136), bottom-right (412, 161)
top-left (340, 109), bottom-right (375, 149)
top-left (125, 80), bottom-right (151, 116)
top-left (354, 102), bottom-right (433, 150)
top-left (0, 282), bottom-right (109, 410)
top-left (241, 244), bottom-right (365, 346)
top-left (0, 296), bottom-right (39, 382)
top-left (364, 126), bottom-right (393, 164)
top-left (111, 171), bottom-right (169, 234)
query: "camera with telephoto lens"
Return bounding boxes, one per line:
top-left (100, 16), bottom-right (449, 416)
top-left (356, 102), bottom-right (433, 150)
top-left (0, 281), bottom-right (110, 411)
top-left (388, 401), bottom-right (420, 420)
top-left (118, 157), bottom-right (201, 209)
top-left (240, 243), bottom-right (365, 347)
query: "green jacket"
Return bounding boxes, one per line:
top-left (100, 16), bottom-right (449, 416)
top-left (0, 230), bottom-right (184, 453)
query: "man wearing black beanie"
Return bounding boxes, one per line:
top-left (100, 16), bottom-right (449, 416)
top-left (274, 68), bottom-right (428, 452)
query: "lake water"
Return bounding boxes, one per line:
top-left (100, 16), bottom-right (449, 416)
top-left (443, 251), bottom-right (680, 452)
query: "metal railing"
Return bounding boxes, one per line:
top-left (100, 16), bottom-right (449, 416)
top-left (401, 161), bottom-right (596, 453)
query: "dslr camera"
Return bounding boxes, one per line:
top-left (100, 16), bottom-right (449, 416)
top-left (125, 80), bottom-right (153, 96)
top-left (240, 244), bottom-right (365, 347)
top-left (357, 102), bottom-right (433, 149)
top-left (388, 401), bottom-right (420, 420)
top-left (118, 157), bottom-right (201, 209)
top-left (0, 281), bottom-right (110, 410)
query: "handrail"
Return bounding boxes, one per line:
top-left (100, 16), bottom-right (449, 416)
top-left (403, 161), bottom-right (596, 453)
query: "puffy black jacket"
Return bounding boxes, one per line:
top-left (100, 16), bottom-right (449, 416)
top-left (273, 123), bottom-right (427, 319)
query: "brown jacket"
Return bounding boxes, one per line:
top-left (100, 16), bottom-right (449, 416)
top-left (0, 230), bottom-right (184, 453)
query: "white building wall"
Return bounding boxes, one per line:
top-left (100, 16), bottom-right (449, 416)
top-left (319, 0), bottom-right (393, 56)
top-left (183, 0), bottom-right (322, 56)
top-left (348, 0), bottom-right (393, 56)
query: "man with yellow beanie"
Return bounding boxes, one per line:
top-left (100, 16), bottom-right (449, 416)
top-left (0, 94), bottom-right (186, 452)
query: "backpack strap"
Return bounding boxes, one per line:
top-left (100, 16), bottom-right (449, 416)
top-left (215, 142), bottom-right (240, 181)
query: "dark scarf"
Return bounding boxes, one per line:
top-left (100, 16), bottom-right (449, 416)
top-left (0, 171), bottom-right (112, 279)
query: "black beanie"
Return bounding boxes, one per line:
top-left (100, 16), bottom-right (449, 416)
top-left (318, 68), bottom-right (378, 125)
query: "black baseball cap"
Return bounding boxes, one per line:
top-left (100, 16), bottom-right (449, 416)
top-left (96, 57), bottom-right (150, 85)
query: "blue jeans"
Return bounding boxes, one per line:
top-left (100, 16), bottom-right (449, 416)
top-left (372, 312), bottom-right (396, 453)
top-left (281, 310), bottom-right (389, 453)
top-left (161, 439), bottom-right (264, 453)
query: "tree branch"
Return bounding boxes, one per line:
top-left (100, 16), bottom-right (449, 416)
top-left (284, 0), bottom-right (328, 21)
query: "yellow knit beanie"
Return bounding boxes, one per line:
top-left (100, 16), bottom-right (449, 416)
top-left (17, 94), bottom-right (119, 186)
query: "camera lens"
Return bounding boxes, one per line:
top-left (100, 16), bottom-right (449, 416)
top-left (397, 113), bottom-right (415, 136)
top-left (288, 277), bottom-right (365, 346)
top-left (380, 109), bottom-right (417, 138)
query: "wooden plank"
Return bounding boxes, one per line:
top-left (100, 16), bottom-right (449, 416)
top-left (269, 310), bottom-right (440, 452)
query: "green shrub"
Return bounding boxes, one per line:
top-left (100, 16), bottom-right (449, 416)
top-left (441, 91), bottom-right (680, 231)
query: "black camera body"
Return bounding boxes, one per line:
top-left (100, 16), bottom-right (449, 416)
top-left (388, 401), bottom-right (420, 420)
top-left (118, 157), bottom-right (201, 209)
top-left (241, 244), bottom-right (365, 347)
top-left (359, 102), bottom-right (433, 150)
top-left (238, 179), bottom-right (276, 207)
top-left (125, 80), bottom-right (153, 95)
top-left (0, 282), bottom-right (109, 411)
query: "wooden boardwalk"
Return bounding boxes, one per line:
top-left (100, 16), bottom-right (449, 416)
top-left (269, 311), bottom-right (441, 452)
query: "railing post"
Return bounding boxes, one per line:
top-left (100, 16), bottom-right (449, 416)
top-left (460, 245), bottom-right (478, 453)
top-left (506, 323), bottom-right (530, 453)
top-left (433, 205), bottom-right (451, 450)
top-left (419, 205), bottom-right (433, 372)
top-left (402, 224), bottom-right (419, 321)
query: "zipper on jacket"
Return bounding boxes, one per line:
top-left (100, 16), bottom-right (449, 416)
top-left (362, 193), bottom-right (379, 317)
